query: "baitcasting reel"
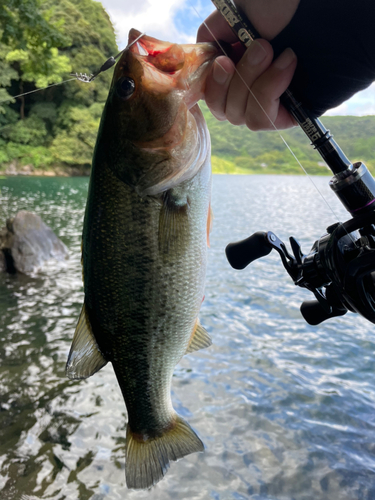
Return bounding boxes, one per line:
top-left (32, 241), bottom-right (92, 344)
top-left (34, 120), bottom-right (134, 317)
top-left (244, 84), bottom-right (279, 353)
top-left (226, 161), bottom-right (375, 326)
top-left (212, 0), bottom-right (375, 326)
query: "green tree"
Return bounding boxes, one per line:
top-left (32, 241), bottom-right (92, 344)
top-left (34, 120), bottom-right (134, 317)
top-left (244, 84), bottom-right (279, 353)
top-left (0, 0), bottom-right (118, 172)
top-left (0, 0), bottom-right (66, 50)
top-left (1, 0), bottom-right (70, 118)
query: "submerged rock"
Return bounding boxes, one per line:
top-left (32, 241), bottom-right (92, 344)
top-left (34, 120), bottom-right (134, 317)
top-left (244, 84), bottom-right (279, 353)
top-left (0, 211), bottom-right (69, 274)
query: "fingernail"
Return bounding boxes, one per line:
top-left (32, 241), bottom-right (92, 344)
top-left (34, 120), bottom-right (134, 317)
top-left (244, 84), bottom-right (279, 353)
top-left (213, 60), bottom-right (230, 85)
top-left (246, 41), bottom-right (267, 66)
top-left (274, 48), bottom-right (296, 70)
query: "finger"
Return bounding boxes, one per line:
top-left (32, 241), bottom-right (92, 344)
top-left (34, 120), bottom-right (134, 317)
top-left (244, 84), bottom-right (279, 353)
top-left (196, 11), bottom-right (239, 44)
top-left (225, 39), bottom-right (274, 126)
top-left (204, 56), bottom-right (236, 120)
top-left (246, 48), bottom-right (297, 130)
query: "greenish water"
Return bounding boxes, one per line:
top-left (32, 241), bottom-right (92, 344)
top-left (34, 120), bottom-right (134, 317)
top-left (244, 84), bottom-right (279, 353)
top-left (1, 175), bottom-right (375, 500)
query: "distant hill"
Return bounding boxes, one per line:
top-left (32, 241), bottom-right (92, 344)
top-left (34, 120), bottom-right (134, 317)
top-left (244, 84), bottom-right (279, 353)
top-left (200, 103), bottom-right (375, 175)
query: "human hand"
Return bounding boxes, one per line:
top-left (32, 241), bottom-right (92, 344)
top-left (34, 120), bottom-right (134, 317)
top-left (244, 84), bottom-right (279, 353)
top-left (197, 0), bottom-right (300, 130)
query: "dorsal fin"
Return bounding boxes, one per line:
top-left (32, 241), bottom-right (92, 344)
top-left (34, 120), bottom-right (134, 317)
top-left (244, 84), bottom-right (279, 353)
top-left (66, 304), bottom-right (107, 379)
top-left (185, 319), bottom-right (212, 354)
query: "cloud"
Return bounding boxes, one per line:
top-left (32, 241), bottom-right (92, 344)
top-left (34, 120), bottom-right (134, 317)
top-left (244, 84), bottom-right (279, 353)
top-left (324, 102), bottom-right (350, 117)
top-left (324, 83), bottom-right (375, 117)
top-left (98, 0), bottom-right (208, 48)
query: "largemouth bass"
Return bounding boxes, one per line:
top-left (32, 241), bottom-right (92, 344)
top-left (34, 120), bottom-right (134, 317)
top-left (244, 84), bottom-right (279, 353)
top-left (66, 29), bottom-right (217, 489)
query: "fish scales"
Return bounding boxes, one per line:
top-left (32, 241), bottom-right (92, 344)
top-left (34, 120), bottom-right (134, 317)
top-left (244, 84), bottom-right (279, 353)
top-left (84, 161), bottom-right (209, 430)
top-left (66, 29), bottom-right (217, 489)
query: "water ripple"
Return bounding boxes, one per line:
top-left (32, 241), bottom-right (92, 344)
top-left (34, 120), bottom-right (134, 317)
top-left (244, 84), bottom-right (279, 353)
top-left (0, 175), bottom-right (375, 499)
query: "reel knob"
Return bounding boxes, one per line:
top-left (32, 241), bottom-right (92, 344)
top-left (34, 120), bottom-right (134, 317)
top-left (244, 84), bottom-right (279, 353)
top-left (225, 232), bottom-right (272, 270)
top-left (300, 299), bottom-right (347, 325)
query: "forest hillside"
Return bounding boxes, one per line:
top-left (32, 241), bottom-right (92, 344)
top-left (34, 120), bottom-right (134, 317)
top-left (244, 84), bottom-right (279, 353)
top-left (0, 0), bottom-right (117, 175)
top-left (1, 0), bottom-right (375, 176)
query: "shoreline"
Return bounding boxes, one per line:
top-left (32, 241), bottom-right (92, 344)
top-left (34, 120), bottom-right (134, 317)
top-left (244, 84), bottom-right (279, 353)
top-left (0, 168), bottom-right (332, 178)
top-left (0, 155), bottom-right (333, 178)
top-left (0, 165), bottom-right (91, 177)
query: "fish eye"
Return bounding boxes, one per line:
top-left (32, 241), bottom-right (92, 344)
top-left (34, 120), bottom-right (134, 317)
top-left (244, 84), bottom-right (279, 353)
top-left (117, 77), bottom-right (135, 100)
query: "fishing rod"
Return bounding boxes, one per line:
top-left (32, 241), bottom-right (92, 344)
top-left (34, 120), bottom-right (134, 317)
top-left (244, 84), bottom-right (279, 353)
top-left (211, 0), bottom-right (375, 326)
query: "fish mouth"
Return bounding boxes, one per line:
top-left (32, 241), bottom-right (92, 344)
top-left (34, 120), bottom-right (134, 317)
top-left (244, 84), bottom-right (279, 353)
top-left (128, 28), bottom-right (218, 72)
top-left (127, 29), bottom-right (218, 106)
top-left (128, 30), bottom-right (186, 74)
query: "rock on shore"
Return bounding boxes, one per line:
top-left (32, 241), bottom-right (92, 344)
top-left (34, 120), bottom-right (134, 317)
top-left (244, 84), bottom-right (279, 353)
top-left (0, 211), bottom-right (69, 274)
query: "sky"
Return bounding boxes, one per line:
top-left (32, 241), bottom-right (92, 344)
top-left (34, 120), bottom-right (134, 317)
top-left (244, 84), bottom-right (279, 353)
top-left (97, 0), bottom-right (375, 118)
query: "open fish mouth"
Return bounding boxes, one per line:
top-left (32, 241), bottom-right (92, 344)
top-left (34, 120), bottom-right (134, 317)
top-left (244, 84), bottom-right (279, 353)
top-left (128, 28), bottom-right (218, 72)
top-left (129, 31), bottom-right (186, 73)
top-left (127, 29), bottom-right (218, 106)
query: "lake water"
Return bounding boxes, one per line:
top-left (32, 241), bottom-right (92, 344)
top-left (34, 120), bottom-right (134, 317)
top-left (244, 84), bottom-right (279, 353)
top-left (1, 175), bottom-right (375, 500)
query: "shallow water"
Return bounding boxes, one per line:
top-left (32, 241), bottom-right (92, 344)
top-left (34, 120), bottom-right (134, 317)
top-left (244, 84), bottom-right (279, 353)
top-left (1, 175), bottom-right (375, 500)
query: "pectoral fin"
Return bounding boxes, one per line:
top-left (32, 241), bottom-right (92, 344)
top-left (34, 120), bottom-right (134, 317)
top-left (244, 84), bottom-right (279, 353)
top-left (158, 190), bottom-right (190, 255)
top-left (66, 304), bottom-right (107, 379)
top-left (185, 319), bottom-right (212, 354)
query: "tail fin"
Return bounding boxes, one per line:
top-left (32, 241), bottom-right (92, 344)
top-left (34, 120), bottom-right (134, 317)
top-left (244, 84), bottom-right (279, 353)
top-left (125, 414), bottom-right (204, 490)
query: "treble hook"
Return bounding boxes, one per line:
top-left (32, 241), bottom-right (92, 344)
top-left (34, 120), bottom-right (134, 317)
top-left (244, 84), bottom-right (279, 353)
top-left (70, 72), bottom-right (93, 83)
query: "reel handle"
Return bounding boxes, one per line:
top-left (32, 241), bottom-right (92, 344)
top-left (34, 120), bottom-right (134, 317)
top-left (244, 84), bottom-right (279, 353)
top-left (300, 300), bottom-right (347, 325)
top-left (225, 232), bottom-right (272, 270)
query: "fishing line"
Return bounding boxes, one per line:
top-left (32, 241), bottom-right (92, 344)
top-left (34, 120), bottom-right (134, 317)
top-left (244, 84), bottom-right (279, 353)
top-left (0, 32), bottom-right (146, 104)
top-left (191, 4), bottom-right (352, 235)
top-left (72, 31), bottom-right (146, 82)
top-left (0, 78), bottom-right (77, 105)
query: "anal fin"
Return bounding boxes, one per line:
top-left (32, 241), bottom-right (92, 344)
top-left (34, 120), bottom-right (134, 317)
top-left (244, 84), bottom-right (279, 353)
top-left (185, 319), bottom-right (212, 354)
top-left (66, 304), bottom-right (107, 379)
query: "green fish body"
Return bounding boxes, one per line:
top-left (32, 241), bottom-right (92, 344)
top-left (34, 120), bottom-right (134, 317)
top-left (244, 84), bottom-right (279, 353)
top-left (66, 30), bottom-right (217, 489)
